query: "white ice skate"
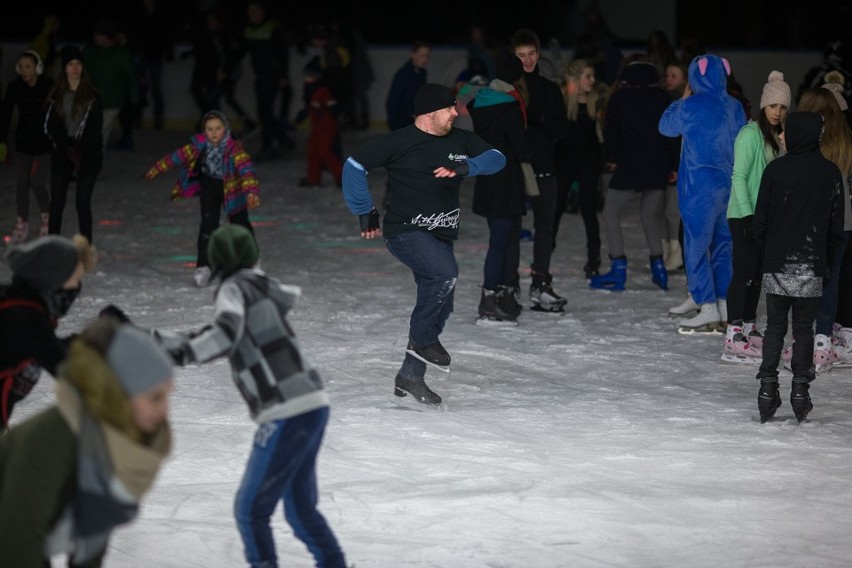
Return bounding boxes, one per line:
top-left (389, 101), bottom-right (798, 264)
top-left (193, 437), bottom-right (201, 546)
top-left (814, 334), bottom-right (836, 374)
top-left (194, 266), bottom-right (212, 288)
top-left (720, 324), bottom-right (761, 364)
top-left (678, 302), bottom-right (722, 335)
top-left (833, 327), bottom-right (852, 368)
top-left (668, 294), bottom-right (699, 317)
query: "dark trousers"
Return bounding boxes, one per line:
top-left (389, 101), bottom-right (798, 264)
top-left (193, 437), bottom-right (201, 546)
top-left (385, 230), bottom-right (457, 348)
top-left (256, 78), bottom-right (291, 151)
top-left (726, 217), bottom-right (762, 324)
top-left (555, 149), bottom-right (601, 251)
top-left (530, 175), bottom-right (558, 275)
top-left (484, 216), bottom-right (521, 290)
top-left (837, 237), bottom-right (852, 327)
top-left (49, 150), bottom-right (100, 243)
top-left (758, 294), bottom-right (820, 381)
top-left (816, 231), bottom-right (851, 335)
top-left (197, 174), bottom-right (254, 267)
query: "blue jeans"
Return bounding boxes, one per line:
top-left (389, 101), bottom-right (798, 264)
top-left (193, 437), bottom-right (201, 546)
top-left (385, 230), bottom-right (458, 348)
top-left (234, 407), bottom-right (346, 568)
top-left (816, 230), bottom-right (851, 335)
top-left (484, 216), bottom-right (520, 290)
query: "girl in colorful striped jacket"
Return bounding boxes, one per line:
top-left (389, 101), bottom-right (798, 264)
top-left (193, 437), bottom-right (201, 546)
top-left (145, 110), bottom-right (260, 287)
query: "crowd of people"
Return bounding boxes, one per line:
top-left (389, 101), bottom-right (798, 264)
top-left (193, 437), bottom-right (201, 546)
top-left (1, 8), bottom-right (852, 566)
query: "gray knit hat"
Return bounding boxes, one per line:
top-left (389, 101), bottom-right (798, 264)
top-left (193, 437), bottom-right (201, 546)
top-left (5, 235), bottom-right (79, 292)
top-left (759, 70), bottom-right (791, 109)
top-left (106, 325), bottom-right (174, 396)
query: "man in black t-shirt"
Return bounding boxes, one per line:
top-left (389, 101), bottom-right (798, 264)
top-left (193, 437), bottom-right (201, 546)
top-left (342, 83), bottom-right (505, 407)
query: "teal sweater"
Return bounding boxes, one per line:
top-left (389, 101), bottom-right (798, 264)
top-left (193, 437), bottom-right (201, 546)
top-left (727, 120), bottom-right (778, 219)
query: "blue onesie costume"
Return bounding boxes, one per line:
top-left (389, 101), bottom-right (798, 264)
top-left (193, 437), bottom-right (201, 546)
top-left (659, 54), bottom-right (746, 307)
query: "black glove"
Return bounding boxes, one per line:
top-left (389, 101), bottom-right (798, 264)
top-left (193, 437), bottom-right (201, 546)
top-left (168, 345), bottom-right (193, 366)
top-left (452, 163), bottom-right (469, 176)
top-left (99, 304), bottom-right (131, 324)
top-left (359, 208), bottom-right (380, 232)
top-left (742, 215), bottom-right (755, 240)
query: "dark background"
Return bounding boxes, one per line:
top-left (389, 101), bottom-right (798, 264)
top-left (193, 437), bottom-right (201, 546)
top-left (4, 0), bottom-right (852, 50)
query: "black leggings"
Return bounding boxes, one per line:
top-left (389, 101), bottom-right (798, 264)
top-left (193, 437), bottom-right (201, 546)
top-left (197, 174), bottom-right (255, 267)
top-left (49, 150), bottom-right (100, 243)
top-left (726, 217), bottom-right (762, 324)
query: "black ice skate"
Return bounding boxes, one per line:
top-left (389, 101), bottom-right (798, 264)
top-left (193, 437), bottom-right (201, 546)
top-left (529, 267), bottom-right (566, 313)
top-left (406, 340), bottom-right (451, 372)
top-left (394, 375), bottom-right (443, 407)
top-left (790, 381), bottom-right (813, 423)
top-left (757, 379), bottom-right (781, 423)
top-left (477, 288), bottom-right (519, 326)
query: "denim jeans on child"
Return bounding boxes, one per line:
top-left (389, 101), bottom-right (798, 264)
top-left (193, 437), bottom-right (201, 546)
top-left (234, 407), bottom-right (346, 568)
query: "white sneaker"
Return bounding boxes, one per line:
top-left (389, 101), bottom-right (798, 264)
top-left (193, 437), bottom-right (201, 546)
top-left (678, 302), bottom-right (722, 334)
top-left (668, 294), bottom-right (699, 317)
top-left (194, 266), bottom-right (212, 287)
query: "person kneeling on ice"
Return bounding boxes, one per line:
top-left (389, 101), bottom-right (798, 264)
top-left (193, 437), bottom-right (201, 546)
top-left (152, 224), bottom-right (348, 568)
top-left (341, 82), bottom-right (506, 407)
top-left (753, 111), bottom-right (844, 424)
top-left (0, 318), bottom-right (174, 567)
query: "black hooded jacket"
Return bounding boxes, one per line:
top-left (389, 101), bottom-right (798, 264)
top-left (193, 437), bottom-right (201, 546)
top-left (754, 111), bottom-right (845, 279)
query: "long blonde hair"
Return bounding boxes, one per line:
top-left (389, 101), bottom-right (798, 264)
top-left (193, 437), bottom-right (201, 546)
top-left (798, 88), bottom-right (852, 176)
top-left (563, 59), bottom-right (598, 122)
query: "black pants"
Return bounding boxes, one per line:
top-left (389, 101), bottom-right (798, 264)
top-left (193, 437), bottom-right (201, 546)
top-left (49, 150), bottom-right (100, 243)
top-left (726, 217), bottom-right (762, 324)
top-left (530, 175), bottom-right (558, 276)
top-left (197, 174), bottom-right (254, 267)
top-left (835, 236), bottom-right (852, 327)
top-left (758, 294), bottom-right (820, 381)
top-left (554, 145), bottom-right (601, 252)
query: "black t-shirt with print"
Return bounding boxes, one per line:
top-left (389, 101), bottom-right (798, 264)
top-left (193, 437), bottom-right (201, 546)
top-left (351, 125), bottom-right (494, 240)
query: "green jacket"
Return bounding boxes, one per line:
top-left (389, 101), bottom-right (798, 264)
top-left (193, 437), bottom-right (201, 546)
top-left (0, 407), bottom-right (91, 567)
top-left (727, 120), bottom-right (778, 219)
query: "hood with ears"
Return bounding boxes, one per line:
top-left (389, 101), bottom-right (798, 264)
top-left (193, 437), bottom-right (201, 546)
top-left (687, 54), bottom-right (730, 95)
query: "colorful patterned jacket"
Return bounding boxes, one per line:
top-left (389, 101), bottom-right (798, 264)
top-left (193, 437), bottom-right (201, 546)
top-left (147, 134), bottom-right (259, 217)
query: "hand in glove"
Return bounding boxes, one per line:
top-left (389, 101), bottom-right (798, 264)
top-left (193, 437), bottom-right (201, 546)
top-left (145, 165), bottom-right (159, 180)
top-left (247, 193), bottom-right (260, 209)
top-left (359, 207), bottom-right (381, 239)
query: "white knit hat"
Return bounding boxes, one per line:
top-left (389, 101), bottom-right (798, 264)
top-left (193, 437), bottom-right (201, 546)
top-left (759, 71), bottom-right (791, 109)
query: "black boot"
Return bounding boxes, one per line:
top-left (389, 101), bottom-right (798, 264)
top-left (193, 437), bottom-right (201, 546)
top-left (584, 245), bottom-right (601, 279)
top-left (757, 379), bottom-right (781, 423)
top-left (790, 380), bottom-right (813, 423)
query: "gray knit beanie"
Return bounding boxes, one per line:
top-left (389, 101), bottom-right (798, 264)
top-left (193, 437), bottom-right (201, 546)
top-left (760, 71), bottom-right (791, 109)
top-left (5, 235), bottom-right (79, 292)
top-left (106, 325), bottom-right (174, 396)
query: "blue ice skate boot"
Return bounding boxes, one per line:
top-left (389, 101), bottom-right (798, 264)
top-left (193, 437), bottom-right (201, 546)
top-left (650, 255), bottom-right (668, 291)
top-left (589, 256), bottom-right (627, 291)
